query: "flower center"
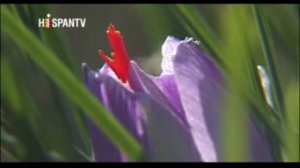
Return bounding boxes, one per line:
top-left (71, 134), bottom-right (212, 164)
top-left (98, 24), bottom-right (130, 83)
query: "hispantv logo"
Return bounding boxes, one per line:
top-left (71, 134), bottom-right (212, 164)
top-left (38, 14), bottom-right (86, 28)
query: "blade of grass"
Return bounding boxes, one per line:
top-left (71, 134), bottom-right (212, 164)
top-left (2, 35), bottom-right (89, 161)
top-left (220, 5), bottom-right (251, 161)
top-left (31, 5), bottom-right (91, 156)
top-left (1, 6), bottom-right (143, 161)
top-left (252, 5), bottom-right (285, 119)
top-left (284, 82), bottom-right (299, 162)
top-left (1, 56), bottom-right (23, 115)
top-left (252, 6), bottom-right (287, 160)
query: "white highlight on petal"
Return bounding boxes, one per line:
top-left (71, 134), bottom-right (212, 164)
top-left (161, 36), bottom-right (201, 76)
top-left (161, 36), bottom-right (180, 75)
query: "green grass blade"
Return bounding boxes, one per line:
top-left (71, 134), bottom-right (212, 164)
top-left (219, 5), bottom-right (251, 161)
top-left (252, 5), bottom-right (285, 119)
top-left (1, 6), bottom-right (143, 161)
top-left (1, 56), bottom-right (23, 115)
top-left (284, 82), bottom-right (299, 162)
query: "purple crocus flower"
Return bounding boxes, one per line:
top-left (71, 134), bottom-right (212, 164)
top-left (82, 24), bottom-right (273, 162)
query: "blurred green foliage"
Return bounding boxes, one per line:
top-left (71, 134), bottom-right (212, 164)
top-left (1, 4), bottom-right (299, 162)
top-left (1, 5), bottom-right (143, 161)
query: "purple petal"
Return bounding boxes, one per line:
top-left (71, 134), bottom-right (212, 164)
top-left (82, 63), bottom-right (142, 162)
top-left (149, 37), bottom-right (187, 124)
top-left (83, 62), bottom-right (200, 162)
top-left (127, 37), bottom-right (222, 161)
top-left (152, 75), bottom-right (186, 122)
top-left (161, 36), bottom-right (181, 75)
top-left (165, 37), bottom-right (273, 161)
top-left (136, 93), bottom-right (201, 161)
top-left (129, 61), bottom-right (187, 124)
top-left (171, 38), bottom-right (223, 162)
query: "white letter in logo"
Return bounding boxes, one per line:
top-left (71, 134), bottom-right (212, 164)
top-left (38, 18), bottom-right (44, 27)
top-left (80, 19), bottom-right (86, 28)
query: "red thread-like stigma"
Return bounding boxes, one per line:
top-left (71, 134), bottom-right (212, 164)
top-left (99, 24), bottom-right (130, 83)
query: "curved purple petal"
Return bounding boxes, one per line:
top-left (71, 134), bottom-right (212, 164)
top-left (169, 38), bottom-right (222, 162)
top-left (160, 36), bottom-right (181, 75)
top-left (128, 62), bottom-right (201, 160)
top-left (83, 62), bottom-right (201, 162)
top-left (163, 36), bottom-right (273, 161)
top-left (129, 61), bottom-right (187, 124)
top-left (172, 38), bottom-right (273, 161)
top-left (127, 37), bottom-right (222, 161)
top-left (136, 93), bottom-right (201, 161)
top-left (82, 63), bottom-right (142, 162)
top-left (152, 75), bottom-right (186, 122)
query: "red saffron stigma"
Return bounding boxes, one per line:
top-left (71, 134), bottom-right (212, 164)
top-left (99, 24), bottom-right (130, 83)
